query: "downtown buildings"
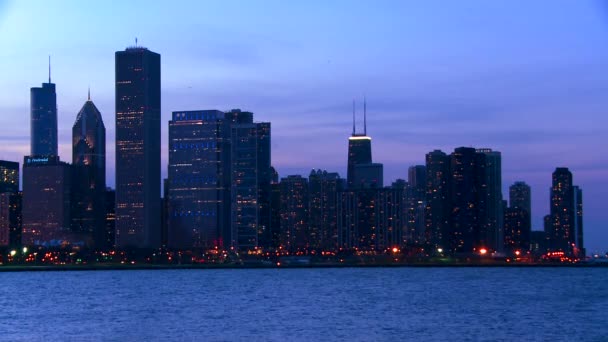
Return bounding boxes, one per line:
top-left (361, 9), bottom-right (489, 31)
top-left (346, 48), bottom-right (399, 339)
top-left (166, 109), bottom-right (271, 251)
top-left (21, 62), bottom-right (109, 248)
top-left (3, 47), bottom-right (587, 260)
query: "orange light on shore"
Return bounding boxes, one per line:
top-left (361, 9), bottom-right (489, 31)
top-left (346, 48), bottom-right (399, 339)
top-left (515, 250), bottom-right (521, 256)
top-left (479, 248), bottom-right (488, 255)
top-left (392, 247), bottom-right (399, 253)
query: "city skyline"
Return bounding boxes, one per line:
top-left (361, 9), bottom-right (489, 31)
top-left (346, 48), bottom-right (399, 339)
top-left (0, 1), bottom-right (606, 252)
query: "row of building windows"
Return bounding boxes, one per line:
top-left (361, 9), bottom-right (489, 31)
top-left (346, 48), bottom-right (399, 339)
top-left (172, 112), bottom-right (220, 121)
top-left (171, 142), bottom-right (217, 150)
top-left (173, 210), bottom-right (217, 217)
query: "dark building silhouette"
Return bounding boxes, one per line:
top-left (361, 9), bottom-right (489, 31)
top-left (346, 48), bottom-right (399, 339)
top-left (405, 165), bottom-right (426, 244)
top-left (308, 170), bottom-right (343, 250)
top-left (115, 46), bottom-right (161, 249)
top-left (161, 179), bottom-right (169, 248)
top-left (71, 94), bottom-right (106, 248)
top-left (573, 186), bottom-right (584, 257)
top-left (424, 150), bottom-right (450, 251)
top-left (279, 175), bottom-right (309, 251)
top-left (30, 66), bottom-right (58, 157)
top-left (449, 147), bottom-right (487, 254)
top-left (105, 188), bottom-right (116, 250)
top-left (547, 167), bottom-right (578, 255)
top-left (269, 171), bottom-right (281, 249)
top-left (226, 109), bottom-right (272, 251)
top-left (337, 187), bottom-right (403, 251)
top-left (476, 148), bottom-right (504, 253)
top-left (530, 230), bottom-right (548, 256)
top-left (503, 207), bottom-right (530, 254)
top-left (509, 182), bottom-right (531, 233)
top-left (0, 161), bottom-right (21, 247)
top-left (22, 156), bottom-right (72, 246)
top-left (509, 182), bottom-right (531, 214)
top-left (256, 122), bottom-right (272, 249)
top-left (168, 110), bottom-right (230, 249)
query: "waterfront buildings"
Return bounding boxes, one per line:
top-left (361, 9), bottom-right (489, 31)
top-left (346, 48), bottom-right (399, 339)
top-left (546, 168), bottom-right (584, 257)
top-left (167, 110), bottom-right (230, 249)
top-left (280, 175), bottom-right (309, 251)
top-left (308, 170), bottom-right (343, 250)
top-left (424, 150), bottom-right (450, 251)
top-left (71, 94), bottom-right (106, 248)
top-left (114, 46), bottom-right (161, 249)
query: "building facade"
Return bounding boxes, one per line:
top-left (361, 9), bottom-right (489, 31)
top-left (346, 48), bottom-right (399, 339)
top-left (168, 110), bottom-right (230, 249)
top-left (115, 46), bottom-right (161, 249)
top-left (279, 175), bottom-right (309, 251)
top-left (30, 80), bottom-right (58, 157)
top-left (22, 156), bottom-right (72, 246)
top-left (308, 170), bottom-right (343, 250)
top-left (71, 96), bottom-right (106, 248)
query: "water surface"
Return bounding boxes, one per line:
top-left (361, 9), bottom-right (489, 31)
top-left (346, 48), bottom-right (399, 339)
top-left (0, 268), bottom-right (606, 341)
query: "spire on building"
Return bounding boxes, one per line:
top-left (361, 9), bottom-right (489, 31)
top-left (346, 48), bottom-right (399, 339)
top-left (48, 55), bottom-right (51, 83)
top-left (364, 96), bottom-right (367, 136)
top-left (352, 99), bottom-right (356, 136)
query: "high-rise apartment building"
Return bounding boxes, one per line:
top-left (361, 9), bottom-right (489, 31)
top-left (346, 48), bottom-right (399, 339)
top-left (279, 175), bottom-right (309, 251)
top-left (308, 170), bottom-right (343, 250)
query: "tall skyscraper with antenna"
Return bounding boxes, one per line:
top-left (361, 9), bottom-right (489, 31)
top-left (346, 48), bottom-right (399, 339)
top-left (115, 45), bottom-right (161, 249)
top-left (347, 98), bottom-right (373, 189)
top-left (30, 56), bottom-right (58, 157)
top-left (71, 90), bottom-right (106, 248)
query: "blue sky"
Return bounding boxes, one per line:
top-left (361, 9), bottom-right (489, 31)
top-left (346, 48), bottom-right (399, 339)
top-left (0, 0), bottom-right (607, 252)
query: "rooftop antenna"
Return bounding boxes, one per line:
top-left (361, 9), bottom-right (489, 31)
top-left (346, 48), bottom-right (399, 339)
top-left (352, 99), bottom-right (356, 135)
top-left (48, 55), bottom-right (51, 83)
top-left (135, 37), bottom-right (138, 47)
top-left (88, 86), bottom-right (90, 101)
top-left (363, 96), bottom-right (367, 136)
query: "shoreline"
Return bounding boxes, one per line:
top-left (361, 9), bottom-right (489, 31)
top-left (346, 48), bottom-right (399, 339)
top-left (1, 262), bottom-right (607, 272)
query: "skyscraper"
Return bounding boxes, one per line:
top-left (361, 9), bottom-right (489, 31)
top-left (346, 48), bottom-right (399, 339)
top-left (405, 165), bottom-right (426, 244)
top-left (547, 167), bottom-right (575, 253)
top-left (424, 150), bottom-right (450, 251)
top-left (71, 93), bottom-right (106, 248)
top-left (509, 181), bottom-right (531, 214)
top-left (449, 147), bottom-right (487, 254)
top-left (225, 109), bottom-right (271, 251)
top-left (30, 61), bottom-right (57, 157)
top-left (168, 110), bottom-right (230, 249)
top-left (279, 175), bottom-right (309, 251)
top-left (115, 46), bottom-right (161, 249)
top-left (476, 148), bottom-right (504, 253)
top-left (256, 122), bottom-right (272, 249)
top-left (308, 170), bottom-right (343, 250)
top-left (573, 186), bottom-right (584, 257)
top-left (347, 100), bottom-right (372, 189)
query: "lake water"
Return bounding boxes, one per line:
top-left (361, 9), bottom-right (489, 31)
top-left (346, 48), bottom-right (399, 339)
top-left (0, 267), bottom-right (606, 341)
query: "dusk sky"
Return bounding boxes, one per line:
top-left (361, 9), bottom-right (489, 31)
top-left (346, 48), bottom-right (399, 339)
top-left (0, 0), bottom-right (607, 251)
